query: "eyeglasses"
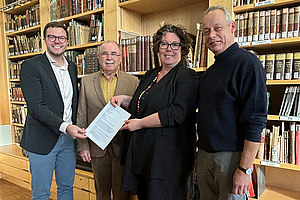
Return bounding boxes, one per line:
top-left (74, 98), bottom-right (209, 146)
top-left (159, 41), bottom-right (181, 50)
top-left (99, 51), bottom-right (121, 58)
top-left (46, 35), bottom-right (68, 43)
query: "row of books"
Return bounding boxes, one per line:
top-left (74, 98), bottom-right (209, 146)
top-left (8, 33), bottom-right (42, 56)
top-left (8, 60), bottom-right (23, 79)
top-left (257, 123), bottom-right (300, 165)
top-left (64, 48), bottom-right (99, 75)
top-left (279, 86), bottom-right (300, 117)
top-left (67, 14), bottom-right (103, 46)
top-left (12, 104), bottom-right (27, 125)
top-left (193, 22), bottom-right (207, 69)
top-left (13, 126), bottom-right (24, 144)
top-left (235, 6), bottom-right (300, 44)
top-left (259, 52), bottom-right (300, 80)
top-left (50, 0), bottom-right (103, 21)
top-left (4, 4), bottom-right (40, 33)
top-left (234, 0), bottom-right (272, 7)
top-left (120, 36), bottom-right (154, 72)
top-left (10, 83), bottom-right (25, 102)
top-left (2, 0), bottom-right (28, 8)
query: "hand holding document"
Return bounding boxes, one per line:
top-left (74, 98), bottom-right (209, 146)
top-left (85, 103), bottom-right (131, 150)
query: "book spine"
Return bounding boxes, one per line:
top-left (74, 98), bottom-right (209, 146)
top-left (144, 36), bottom-right (150, 71)
top-left (136, 36), bottom-right (141, 71)
top-left (294, 6), bottom-right (300, 37)
top-left (270, 9), bottom-right (276, 40)
top-left (293, 52), bottom-right (300, 79)
top-left (288, 7), bottom-right (295, 38)
top-left (265, 10), bottom-right (271, 40)
top-left (285, 53), bottom-right (293, 80)
top-left (247, 12), bottom-right (253, 42)
top-left (265, 54), bottom-right (275, 80)
top-left (276, 9), bottom-right (282, 39)
top-left (282, 8), bottom-right (289, 38)
top-left (259, 10), bottom-right (265, 41)
top-left (274, 53), bottom-right (285, 80)
top-left (296, 124), bottom-right (300, 165)
top-left (238, 13), bottom-right (244, 43)
top-left (243, 12), bottom-right (248, 42)
top-left (289, 122), bottom-right (296, 164)
top-left (259, 54), bottom-right (265, 69)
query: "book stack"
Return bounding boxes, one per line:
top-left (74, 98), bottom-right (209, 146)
top-left (193, 22), bottom-right (207, 69)
top-left (256, 123), bottom-right (300, 166)
top-left (10, 82), bottom-right (24, 102)
top-left (67, 19), bottom-right (90, 46)
top-left (88, 13), bottom-right (104, 43)
top-left (11, 104), bottom-right (27, 124)
top-left (279, 86), bottom-right (300, 117)
top-left (4, 4), bottom-right (40, 33)
top-left (13, 126), bottom-right (24, 144)
top-left (7, 33), bottom-right (42, 56)
top-left (259, 52), bottom-right (300, 80)
top-left (235, 6), bottom-right (300, 44)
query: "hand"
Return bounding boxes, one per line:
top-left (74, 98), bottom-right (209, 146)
top-left (232, 168), bottom-right (251, 195)
top-left (110, 95), bottom-right (124, 108)
top-left (66, 124), bottom-right (87, 139)
top-left (79, 150), bottom-right (91, 163)
top-left (120, 119), bottom-right (143, 131)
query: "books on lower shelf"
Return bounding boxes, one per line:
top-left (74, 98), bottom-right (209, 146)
top-left (260, 52), bottom-right (300, 80)
top-left (256, 123), bottom-right (300, 166)
top-left (11, 104), bottom-right (27, 125)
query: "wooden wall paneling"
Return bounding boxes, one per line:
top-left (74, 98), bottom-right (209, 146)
top-left (142, 2), bottom-right (208, 37)
top-left (120, 8), bottom-right (142, 35)
top-left (104, 0), bottom-right (120, 41)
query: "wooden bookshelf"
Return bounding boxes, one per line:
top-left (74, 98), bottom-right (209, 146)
top-left (3, 0), bottom-right (39, 14)
top-left (233, 0), bottom-right (300, 13)
top-left (250, 185), bottom-right (300, 200)
top-left (8, 51), bottom-right (43, 60)
top-left (267, 79), bottom-right (300, 85)
top-left (6, 24), bottom-right (41, 36)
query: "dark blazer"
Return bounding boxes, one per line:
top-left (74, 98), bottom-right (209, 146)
top-left (126, 60), bottom-right (198, 180)
top-left (20, 52), bottom-right (78, 155)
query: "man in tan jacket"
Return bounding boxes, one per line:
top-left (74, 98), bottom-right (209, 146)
top-left (77, 41), bottom-right (139, 200)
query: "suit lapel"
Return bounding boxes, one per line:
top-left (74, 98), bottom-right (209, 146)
top-left (93, 71), bottom-right (107, 105)
top-left (115, 71), bottom-right (126, 95)
top-left (41, 53), bottom-right (62, 97)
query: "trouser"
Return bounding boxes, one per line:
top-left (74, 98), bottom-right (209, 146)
top-left (28, 133), bottom-right (76, 200)
top-left (197, 149), bottom-right (248, 200)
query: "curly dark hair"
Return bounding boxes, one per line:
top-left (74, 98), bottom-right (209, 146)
top-left (152, 24), bottom-right (191, 61)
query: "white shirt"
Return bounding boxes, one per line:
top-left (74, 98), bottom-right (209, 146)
top-left (46, 51), bottom-right (73, 133)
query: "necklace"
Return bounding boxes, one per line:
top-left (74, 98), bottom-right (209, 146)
top-left (137, 71), bottom-right (160, 113)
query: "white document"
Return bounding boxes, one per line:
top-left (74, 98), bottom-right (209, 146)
top-left (85, 103), bottom-right (131, 150)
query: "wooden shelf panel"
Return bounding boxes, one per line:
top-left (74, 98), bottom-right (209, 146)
top-left (53, 7), bottom-right (104, 24)
top-left (9, 79), bottom-right (20, 82)
top-left (8, 51), bottom-right (42, 60)
top-left (6, 24), bottom-right (41, 37)
top-left (267, 115), bottom-right (280, 121)
top-left (255, 159), bottom-right (300, 172)
top-left (3, 0), bottom-right (39, 15)
top-left (67, 41), bottom-right (103, 51)
top-left (119, 0), bottom-right (200, 14)
top-left (267, 79), bottom-right (300, 85)
top-left (250, 185), bottom-right (300, 200)
top-left (233, 0), bottom-right (300, 13)
top-left (11, 101), bottom-right (26, 105)
top-left (12, 123), bottom-right (24, 127)
top-left (241, 37), bottom-right (300, 53)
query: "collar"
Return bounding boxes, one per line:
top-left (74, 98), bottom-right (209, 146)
top-left (214, 42), bottom-right (239, 61)
top-left (101, 69), bottom-right (119, 78)
top-left (45, 51), bottom-right (68, 71)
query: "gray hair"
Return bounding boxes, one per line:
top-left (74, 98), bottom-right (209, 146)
top-left (204, 5), bottom-right (233, 26)
top-left (97, 41), bottom-right (121, 55)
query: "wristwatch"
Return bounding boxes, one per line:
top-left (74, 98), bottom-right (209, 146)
top-left (238, 165), bottom-right (253, 175)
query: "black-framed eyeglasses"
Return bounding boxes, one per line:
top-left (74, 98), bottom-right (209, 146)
top-left (99, 51), bottom-right (121, 58)
top-left (159, 41), bottom-right (181, 50)
top-left (46, 35), bottom-right (68, 43)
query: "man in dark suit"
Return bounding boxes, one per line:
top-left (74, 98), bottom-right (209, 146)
top-left (77, 41), bottom-right (139, 200)
top-left (20, 22), bottom-right (87, 200)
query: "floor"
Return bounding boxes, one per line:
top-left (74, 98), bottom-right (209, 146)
top-left (0, 179), bottom-right (31, 200)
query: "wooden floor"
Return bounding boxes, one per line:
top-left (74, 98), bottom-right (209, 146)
top-left (0, 179), bottom-right (31, 200)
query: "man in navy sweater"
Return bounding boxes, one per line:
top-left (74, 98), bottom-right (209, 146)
top-left (196, 5), bottom-right (267, 200)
